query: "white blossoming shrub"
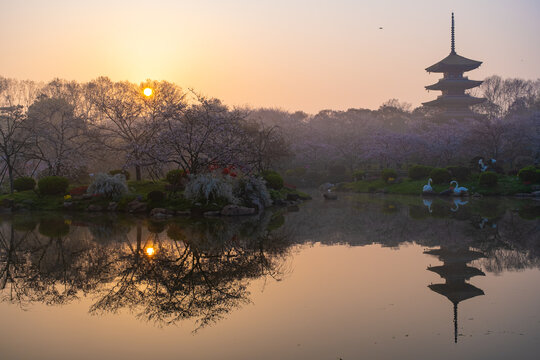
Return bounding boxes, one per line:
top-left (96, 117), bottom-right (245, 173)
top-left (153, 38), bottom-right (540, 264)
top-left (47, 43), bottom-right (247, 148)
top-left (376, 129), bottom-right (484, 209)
top-left (184, 173), bottom-right (239, 204)
top-left (235, 176), bottom-right (272, 210)
top-left (87, 173), bottom-right (128, 200)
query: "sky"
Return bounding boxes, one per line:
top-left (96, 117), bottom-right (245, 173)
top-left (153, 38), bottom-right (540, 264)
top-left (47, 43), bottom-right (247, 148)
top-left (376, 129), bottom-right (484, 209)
top-left (1, 0), bottom-right (539, 113)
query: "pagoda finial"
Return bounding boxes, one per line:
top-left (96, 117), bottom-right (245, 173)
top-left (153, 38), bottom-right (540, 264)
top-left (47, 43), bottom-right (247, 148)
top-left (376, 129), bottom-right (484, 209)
top-left (451, 12), bottom-right (456, 54)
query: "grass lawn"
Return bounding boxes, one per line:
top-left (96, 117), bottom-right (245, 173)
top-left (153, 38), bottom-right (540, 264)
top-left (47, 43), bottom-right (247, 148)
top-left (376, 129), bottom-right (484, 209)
top-left (339, 175), bottom-right (534, 196)
top-left (0, 190), bottom-right (65, 210)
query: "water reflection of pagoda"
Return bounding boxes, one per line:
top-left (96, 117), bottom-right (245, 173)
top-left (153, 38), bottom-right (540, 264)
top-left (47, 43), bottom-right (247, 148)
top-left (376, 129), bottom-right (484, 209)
top-left (423, 13), bottom-right (485, 120)
top-left (425, 246), bottom-right (485, 343)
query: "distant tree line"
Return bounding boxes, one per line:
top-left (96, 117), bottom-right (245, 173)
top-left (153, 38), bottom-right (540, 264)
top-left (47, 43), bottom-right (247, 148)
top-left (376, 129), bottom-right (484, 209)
top-left (247, 75), bottom-right (540, 181)
top-left (0, 75), bottom-right (538, 191)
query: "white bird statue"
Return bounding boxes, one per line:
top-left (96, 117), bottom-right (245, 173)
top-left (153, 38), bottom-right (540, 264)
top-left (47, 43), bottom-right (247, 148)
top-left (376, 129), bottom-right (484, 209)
top-left (422, 199), bottom-right (433, 213)
top-left (423, 178), bottom-right (433, 193)
top-left (478, 159), bottom-right (488, 172)
top-left (450, 180), bottom-right (468, 195)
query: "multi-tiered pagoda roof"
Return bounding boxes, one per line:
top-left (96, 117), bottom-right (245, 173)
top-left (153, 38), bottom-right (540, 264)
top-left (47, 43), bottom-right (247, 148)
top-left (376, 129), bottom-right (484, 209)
top-left (423, 13), bottom-right (485, 119)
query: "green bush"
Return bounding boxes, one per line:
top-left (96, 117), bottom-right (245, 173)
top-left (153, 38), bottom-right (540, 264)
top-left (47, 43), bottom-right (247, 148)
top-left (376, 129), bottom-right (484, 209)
top-left (268, 189), bottom-right (282, 201)
top-left (479, 172), bottom-right (498, 187)
top-left (408, 164), bottom-right (434, 180)
top-left (518, 166), bottom-right (540, 184)
top-left (13, 177), bottom-right (36, 191)
top-left (147, 190), bottom-right (165, 203)
top-left (381, 169), bottom-right (397, 183)
top-left (429, 168), bottom-right (451, 185)
top-left (38, 176), bottom-right (69, 195)
top-left (261, 170), bottom-right (284, 190)
top-left (352, 170), bottom-right (365, 181)
top-left (109, 169), bottom-right (130, 180)
top-left (166, 169), bottom-right (187, 185)
top-left (446, 166), bottom-right (471, 182)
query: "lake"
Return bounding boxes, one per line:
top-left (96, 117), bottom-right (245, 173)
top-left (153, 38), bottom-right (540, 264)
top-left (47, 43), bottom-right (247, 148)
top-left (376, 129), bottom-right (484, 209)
top-left (1, 194), bottom-right (539, 360)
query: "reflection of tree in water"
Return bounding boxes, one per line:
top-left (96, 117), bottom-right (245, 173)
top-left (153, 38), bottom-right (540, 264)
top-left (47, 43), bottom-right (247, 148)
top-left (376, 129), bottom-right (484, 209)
top-left (0, 215), bottom-right (114, 307)
top-left (90, 219), bottom-right (291, 330)
top-left (283, 194), bottom-right (540, 270)
top-left (0, 213), bottom-right (292, 330)
top-left (471, 209), bottom-right (540, 273)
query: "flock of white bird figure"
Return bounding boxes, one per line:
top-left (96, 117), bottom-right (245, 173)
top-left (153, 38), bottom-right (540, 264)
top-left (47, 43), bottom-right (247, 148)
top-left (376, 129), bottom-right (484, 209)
top-left (422, 158), bottom-right (497, 195)
top-left (422, 178), bottom-right (468, 195)
top-left (478, 158), bottom-right (496, 172)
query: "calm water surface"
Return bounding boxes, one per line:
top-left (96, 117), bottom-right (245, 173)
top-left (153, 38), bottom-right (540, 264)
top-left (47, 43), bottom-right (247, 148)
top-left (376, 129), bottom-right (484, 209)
top-left (1, 194), bottom-right (539, 359)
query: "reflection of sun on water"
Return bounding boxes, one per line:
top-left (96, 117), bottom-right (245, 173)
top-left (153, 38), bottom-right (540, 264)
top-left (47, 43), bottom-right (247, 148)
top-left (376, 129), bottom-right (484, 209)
top-left (143, 87), bottom-right (153, 97)
top-left (145, 247), bottom-right (155, 256)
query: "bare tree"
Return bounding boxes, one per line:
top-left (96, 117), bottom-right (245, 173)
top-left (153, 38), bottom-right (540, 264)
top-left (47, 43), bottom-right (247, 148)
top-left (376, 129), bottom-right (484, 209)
top-left (87, 77), bottom-right (185, 180)
top-left (26, 96), bottom-right (92, 178)
top-left (473, 76), bottom-right (536, 118)
top-left (0, 105), bottom-right (32, 192)
top-left (243, 121), bottom-right (290, 173)
top-left (160, 93), bottom-right (248, 174)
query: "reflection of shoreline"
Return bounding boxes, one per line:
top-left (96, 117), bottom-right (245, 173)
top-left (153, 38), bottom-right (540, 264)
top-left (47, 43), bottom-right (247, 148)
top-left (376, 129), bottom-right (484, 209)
top-left (0, 196), bottom-right (538, 330)
top-left (282, 195), bottom-right (539, 257)
top-left (425, 246), bottom-right (485, 343)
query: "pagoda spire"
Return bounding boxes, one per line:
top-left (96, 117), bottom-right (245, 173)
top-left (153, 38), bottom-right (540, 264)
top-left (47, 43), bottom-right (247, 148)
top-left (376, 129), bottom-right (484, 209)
top-left (451, 13), bottom-right (455, 54)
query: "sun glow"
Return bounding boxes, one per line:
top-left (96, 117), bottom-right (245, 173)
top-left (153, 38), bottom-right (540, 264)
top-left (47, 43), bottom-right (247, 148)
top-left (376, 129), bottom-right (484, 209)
top-left (145, 247), bottom-right (155, 256)
top-left (143, 87), bottom-right (153, 97)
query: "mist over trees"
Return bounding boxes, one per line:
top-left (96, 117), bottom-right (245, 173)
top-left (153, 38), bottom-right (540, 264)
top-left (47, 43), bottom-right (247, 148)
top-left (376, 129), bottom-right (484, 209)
top-left (0, 74), bottom-right (538, 190)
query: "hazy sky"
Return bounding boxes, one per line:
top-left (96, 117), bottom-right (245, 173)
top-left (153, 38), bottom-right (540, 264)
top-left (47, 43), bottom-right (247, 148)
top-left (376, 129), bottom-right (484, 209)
top-left (1, 0), bottom-right (539, 113)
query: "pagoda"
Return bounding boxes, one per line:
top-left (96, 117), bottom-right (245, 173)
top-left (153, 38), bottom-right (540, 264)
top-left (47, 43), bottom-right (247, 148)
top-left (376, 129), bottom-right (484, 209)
top-left (425, 246), bottom-right (485, 343)
top-left (423, 13), bottom-right (485, 120)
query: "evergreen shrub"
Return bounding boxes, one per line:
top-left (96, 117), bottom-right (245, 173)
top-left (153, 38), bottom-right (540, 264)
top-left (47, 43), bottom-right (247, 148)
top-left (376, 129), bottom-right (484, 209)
top-left (13, 177), bottom-right (36, 191)
top-left (381, 169), bottom-right (397, 183)
top-left (429, 168), bottom-right (451, 185)
top-left (408, 165), bottom-right (434, 180)
top-left (38, 176), bottom-right (69, 195)
top-left (261, 170), bottom-right (284, 190)
top-left (479, 171), bottom-right (498, 187)
top-left (518, 166), bottom-right (540, 184)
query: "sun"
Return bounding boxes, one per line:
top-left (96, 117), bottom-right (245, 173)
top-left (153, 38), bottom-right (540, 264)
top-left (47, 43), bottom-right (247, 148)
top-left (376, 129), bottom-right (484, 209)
top-left (145, 247), bottom-right (155, 256)
top-left (143, 87), bottom-right (153, 97)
